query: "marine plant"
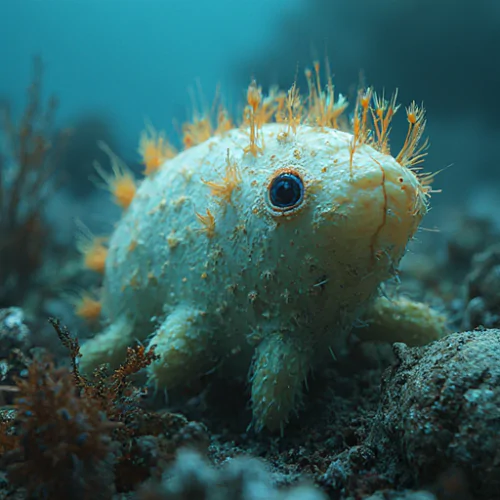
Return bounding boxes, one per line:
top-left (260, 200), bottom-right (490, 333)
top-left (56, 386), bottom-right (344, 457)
top-left (0, 318), bottom-right (202, 498)
top-left (0, 57), bottom-right (67, 307)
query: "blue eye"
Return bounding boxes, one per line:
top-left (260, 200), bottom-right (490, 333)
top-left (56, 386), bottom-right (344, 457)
top-left (268, 172), bottom-right (304, 210)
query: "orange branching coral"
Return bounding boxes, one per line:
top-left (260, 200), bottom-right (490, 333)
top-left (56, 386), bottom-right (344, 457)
top-left (50, 318), bottom-right (158, 415)
top-left (0, 56), bottom-right (68, 307)
top-left (94, 141), bottom-right (137, 209)
top-left (201, 150), bottom-right (241, 204)
top-left (0, 318), bottom-right (167, 497)
top-left (48, 319), bottom-right (204, 493)
top-left (2, 355), bottom-right (116, 498)
top-left (138, 125), bottom-right (176, 176)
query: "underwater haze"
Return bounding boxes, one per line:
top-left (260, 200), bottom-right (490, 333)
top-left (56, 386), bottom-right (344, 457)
top-left (2, 0), bottom-right (500, 213)
top-left (2, 0), bottom-right (499, 236)
top-left (1, 0), bottom-right (302, 155)
top-left (2, 2), bottom-right (500, 499)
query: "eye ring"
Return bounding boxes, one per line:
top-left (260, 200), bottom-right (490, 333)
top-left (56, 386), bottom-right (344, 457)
top-left (267, 169), bottom-right (305, 213)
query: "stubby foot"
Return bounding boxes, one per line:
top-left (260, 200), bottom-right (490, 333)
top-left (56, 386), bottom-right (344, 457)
top-left (357, 295), bottom-right (449, 347)
top-left (250, 334), bottom-right (312, 433)
top-left (79, 315), bottom-right (135, 374)
top-left (146, 305), bottom-right (214, 389)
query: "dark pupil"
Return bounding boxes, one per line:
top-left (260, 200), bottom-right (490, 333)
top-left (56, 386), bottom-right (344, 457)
top-left (270, 173), bottom-right (303, 208)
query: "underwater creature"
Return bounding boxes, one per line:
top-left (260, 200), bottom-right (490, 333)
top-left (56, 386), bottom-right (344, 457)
top-left (77, 64), bottom-right (447, 432)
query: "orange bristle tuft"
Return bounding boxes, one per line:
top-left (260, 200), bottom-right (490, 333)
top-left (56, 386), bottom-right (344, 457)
top-left (93, 141), bottom-right (137, 209)
top-left (195, 208), bottom-right (216, 237)
top-left (83, 239), bottom-right (107, 273)
top-left (202, 149), bottom-right (241, 204)
top-left (243, 81), bottom-right (264, 156)
top-left (215, 105), bottom-right (233, 135)
top-left (138, 124), bottom-right (176, 175)
top-left (182, 117), bottom-right (213, 149)
top-left (75, 221), bottom-right (108, 274)
top-left (74, 293), bottom-right (102, 322)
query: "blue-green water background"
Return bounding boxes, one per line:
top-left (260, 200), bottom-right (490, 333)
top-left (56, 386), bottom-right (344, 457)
top-left (1, 0), bottom-right (499, 238)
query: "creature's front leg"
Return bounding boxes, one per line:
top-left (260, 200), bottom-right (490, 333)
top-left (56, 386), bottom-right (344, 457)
top-left (146, 305), bottom-right (216, 389)
top-left (250, 333), bottom-right (313, 433)
top-left (79, 315), bottom-right (136, 374)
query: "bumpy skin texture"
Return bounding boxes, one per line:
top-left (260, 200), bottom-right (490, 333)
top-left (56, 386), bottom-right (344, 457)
top-left (79, 119), bottom-right (436, 432)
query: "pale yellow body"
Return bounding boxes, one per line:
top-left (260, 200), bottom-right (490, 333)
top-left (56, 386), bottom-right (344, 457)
top-left (78, 73), bottom-right (449, 432)
top-left (79, 121), bottom-right (436, 431)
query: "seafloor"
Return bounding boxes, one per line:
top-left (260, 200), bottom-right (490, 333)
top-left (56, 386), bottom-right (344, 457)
top-left (1, 208), bottom-right (499, 500)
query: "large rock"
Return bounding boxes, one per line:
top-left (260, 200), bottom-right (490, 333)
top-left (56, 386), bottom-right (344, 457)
top-left (369, 330), bottom-right (500, 499)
